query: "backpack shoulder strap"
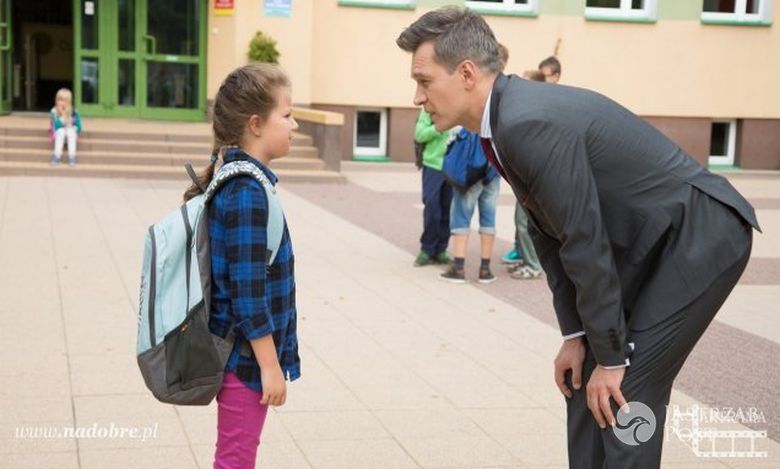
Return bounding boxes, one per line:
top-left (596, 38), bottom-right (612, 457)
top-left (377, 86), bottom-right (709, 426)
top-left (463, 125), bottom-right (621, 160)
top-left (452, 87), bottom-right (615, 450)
top-left (184, 163), bottom-right (206, 193)
top-left (202, 161), bottom-right (285, 266)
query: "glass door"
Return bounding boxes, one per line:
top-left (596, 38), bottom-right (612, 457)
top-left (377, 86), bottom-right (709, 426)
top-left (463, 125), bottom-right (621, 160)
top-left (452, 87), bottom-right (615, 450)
top-left (74, 0), bottom-right (112, 116)
top-left (139, 0), bottom-right (206, 120)
top-left (114, 0), bottom-right (139, 116)
top-left (73, 0), bottom-right (206, 120)
top-left (0, 0), bottom-right (12, 114)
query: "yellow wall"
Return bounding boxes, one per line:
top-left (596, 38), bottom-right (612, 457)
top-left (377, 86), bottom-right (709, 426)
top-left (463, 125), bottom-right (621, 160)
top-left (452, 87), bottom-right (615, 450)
top-left (310, 2), bottom-right (421, 108)
top-left (208, 2), bottom-right (780, 119)
top-left (545, 16), bottom-right (780, 119)
top-left (207, 0), bottom-right (314, 105)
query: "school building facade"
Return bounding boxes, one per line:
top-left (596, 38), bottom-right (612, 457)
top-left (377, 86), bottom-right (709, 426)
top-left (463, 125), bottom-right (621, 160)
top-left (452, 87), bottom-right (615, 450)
top-left (1, 0), bottom-right (778, 169)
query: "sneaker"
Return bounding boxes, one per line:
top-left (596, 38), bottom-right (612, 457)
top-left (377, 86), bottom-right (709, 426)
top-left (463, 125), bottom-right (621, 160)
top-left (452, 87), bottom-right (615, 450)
top-left (507, 262), bottom-right (530, 273)
top-left (434, 251), bottom-right (452, 264)
top-left (501, 249), bottom-right (524, 264)
top-left (478, 268), bottom-right (496, 284)
top-left (50, 155), bottom-right (61, 166)
top-left (414, 251), bottom-right (434, 267)
top-left (439, 265), bottom-right (466, 284)
top-left (510, 266), bottom-right (543, 280)
top-left (68, 156), bottom-right (77, 166)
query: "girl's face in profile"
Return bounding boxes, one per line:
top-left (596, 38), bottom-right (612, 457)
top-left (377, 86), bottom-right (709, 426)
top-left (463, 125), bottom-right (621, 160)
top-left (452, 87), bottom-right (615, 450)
top-left (259, 87), bottom-right (299, 160)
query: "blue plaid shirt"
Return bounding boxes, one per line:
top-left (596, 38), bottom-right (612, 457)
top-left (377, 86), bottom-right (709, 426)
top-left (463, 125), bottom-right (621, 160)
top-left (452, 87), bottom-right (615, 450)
top-left (208, 149), bottom-right (300, 393)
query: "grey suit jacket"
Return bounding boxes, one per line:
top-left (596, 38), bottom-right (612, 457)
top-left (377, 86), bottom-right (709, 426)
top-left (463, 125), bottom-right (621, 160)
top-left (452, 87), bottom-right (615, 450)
top-left (489, 74), bottom-right (760, 366)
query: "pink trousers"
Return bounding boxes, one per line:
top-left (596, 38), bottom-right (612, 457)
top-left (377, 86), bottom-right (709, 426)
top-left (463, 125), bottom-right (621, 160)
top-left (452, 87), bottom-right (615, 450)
top-left (213, 372), bottom-right (269, 469)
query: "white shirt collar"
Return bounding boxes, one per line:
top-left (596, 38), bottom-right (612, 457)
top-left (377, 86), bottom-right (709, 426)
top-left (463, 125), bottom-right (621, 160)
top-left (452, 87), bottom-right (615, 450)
top-left (479, 87), bottom-right (493, 139)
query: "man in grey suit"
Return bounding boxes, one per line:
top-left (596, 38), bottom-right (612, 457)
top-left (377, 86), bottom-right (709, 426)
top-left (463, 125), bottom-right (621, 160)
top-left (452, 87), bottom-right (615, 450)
top-left (397, 7), bottom-right (760, 468)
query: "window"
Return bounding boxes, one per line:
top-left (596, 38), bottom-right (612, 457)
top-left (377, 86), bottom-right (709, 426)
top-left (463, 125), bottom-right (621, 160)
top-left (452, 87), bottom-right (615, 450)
top-left (465, 0), bottom-right (538, 15)
top-left (354, 109), bottom-right (388, 160)
top-left (338, 0), bottom-right (415, 9)
top-left (702, 0), bottom-right (773, 24)
top-left (585, 0), bottom-right (658, 21)
top-left (709, 120), bottom-right (737, 166)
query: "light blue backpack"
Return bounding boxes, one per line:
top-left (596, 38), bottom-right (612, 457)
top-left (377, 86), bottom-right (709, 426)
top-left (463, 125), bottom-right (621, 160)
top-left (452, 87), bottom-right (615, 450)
top-left (136, 160), bottom-right (284, 405)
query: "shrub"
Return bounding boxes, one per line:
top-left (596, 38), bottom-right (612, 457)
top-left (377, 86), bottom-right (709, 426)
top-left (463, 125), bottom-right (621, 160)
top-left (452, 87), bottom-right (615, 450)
top-left (247, 31), bottom-right (280, 64)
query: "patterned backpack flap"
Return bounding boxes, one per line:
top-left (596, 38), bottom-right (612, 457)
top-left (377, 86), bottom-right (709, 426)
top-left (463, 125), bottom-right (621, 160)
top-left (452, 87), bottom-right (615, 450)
top-left (203, 160), bottom-right (285, 264)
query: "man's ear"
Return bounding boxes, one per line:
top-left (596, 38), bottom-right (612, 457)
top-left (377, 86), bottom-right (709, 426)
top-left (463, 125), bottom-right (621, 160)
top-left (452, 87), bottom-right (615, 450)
top-left (459, 60), bottom-right (478, 90)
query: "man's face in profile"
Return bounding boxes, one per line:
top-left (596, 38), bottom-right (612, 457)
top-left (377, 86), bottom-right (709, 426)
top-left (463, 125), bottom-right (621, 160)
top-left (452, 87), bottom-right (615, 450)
top-left (410, 41), bottom-right (466, 132)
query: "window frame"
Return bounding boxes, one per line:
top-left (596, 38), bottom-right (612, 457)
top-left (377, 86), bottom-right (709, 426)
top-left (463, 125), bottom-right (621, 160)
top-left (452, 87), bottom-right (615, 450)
top-left (708, 119), bottom-right (738, 167)
top-left (464, 0), bottom-right (539, 16)
top-left (701, 0), bottom-right (773, 25)
top-left (353, 108), bottom-right (388, 159)
top-left (584, 0), bottom-right (658, 22)
top-left (337, 0), bottom-right (415, 10)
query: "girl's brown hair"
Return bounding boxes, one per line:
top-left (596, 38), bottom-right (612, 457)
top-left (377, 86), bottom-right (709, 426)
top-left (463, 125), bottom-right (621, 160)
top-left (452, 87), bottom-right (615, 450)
top-left (183, 63), bottom-right (291, 201)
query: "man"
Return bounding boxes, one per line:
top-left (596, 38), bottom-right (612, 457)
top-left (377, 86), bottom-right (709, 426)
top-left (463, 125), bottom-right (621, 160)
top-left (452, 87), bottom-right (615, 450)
top-left (396, 7), bottom-right (759, 468)
top-left (414, 109), bottom-right (454, 267)
top-left (539, 55), bottom-right (562, 83)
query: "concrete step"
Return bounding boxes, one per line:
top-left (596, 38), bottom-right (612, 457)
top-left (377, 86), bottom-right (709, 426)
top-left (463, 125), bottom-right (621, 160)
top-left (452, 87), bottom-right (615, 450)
top-left (0, 134), bottom-right (317, 155)
top-left (0, 126), bottom-right (212, 143)
top-left (0, 148), bottom-right (324, 169)
top-left (0, 135), bottom-right (209, 154)
top-left (0, 160), bottom-right (346, 183)
top-left (0, 120), bottom-right (335, 182)
top-left (0, 127), bottom-right (315, 146)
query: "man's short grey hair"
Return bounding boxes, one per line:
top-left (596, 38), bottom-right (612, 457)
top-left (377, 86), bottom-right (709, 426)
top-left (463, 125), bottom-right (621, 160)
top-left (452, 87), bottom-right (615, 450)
top-left (396, 6), bottom-right (503, 74)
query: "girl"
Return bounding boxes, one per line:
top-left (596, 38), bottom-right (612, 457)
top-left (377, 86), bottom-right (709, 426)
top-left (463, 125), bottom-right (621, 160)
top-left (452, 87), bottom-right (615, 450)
top-left (50, 88), bottom-right (83, 166)
top-left (183, 63), bottom-right (300, 469)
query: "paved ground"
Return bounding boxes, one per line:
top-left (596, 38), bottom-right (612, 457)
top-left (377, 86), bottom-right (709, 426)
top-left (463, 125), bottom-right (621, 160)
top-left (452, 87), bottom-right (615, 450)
top-left (0, 162), bottom-right (778, 468)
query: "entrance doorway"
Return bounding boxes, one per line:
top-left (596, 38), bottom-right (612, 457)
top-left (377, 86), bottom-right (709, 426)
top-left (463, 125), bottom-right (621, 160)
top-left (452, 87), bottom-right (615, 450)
top-left (0, 0), bottom-right (9, 113)
top-left (74, 0), bottom-right (206, 120)
top-left (0, 0), bottom-right (206, 120)
top-left (7, 0), bottom-right (73, 112)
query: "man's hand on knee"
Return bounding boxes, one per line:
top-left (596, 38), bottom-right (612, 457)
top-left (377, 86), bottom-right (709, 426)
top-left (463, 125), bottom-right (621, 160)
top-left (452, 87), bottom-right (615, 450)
top-left (554, 337), bottom-right (585, 398)
top-left (586, 366), bottom-right (628, 430)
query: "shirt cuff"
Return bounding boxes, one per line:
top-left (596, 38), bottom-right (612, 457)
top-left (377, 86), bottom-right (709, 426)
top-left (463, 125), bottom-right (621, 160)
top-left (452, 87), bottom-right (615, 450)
top-left (600, 342), bottom-right (635, 369)
top-left (601, 359), bottom-right (630, 369)
top-left (234, 313), bottom-right (275, 341)
top-left (562, 330), bottom-right (586, 340)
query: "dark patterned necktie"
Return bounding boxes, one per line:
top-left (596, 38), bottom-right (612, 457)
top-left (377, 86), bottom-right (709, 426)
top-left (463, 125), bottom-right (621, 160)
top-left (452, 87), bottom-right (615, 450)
top-left (479, 137), bottom-right (507, 180)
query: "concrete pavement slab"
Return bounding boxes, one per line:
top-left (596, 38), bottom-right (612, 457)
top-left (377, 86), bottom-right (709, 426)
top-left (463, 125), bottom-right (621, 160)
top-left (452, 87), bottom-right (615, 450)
top-left (0, 170), bottom-right (777, 468)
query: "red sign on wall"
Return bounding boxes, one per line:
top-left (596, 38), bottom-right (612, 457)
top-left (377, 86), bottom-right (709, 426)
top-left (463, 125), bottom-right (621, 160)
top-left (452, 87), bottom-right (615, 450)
top-left (215, 0), bottom-right (234, 16)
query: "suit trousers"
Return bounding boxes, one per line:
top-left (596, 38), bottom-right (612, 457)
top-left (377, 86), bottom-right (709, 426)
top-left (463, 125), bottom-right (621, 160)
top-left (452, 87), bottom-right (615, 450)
top-left (564, 213), bottom-right (752, 469)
